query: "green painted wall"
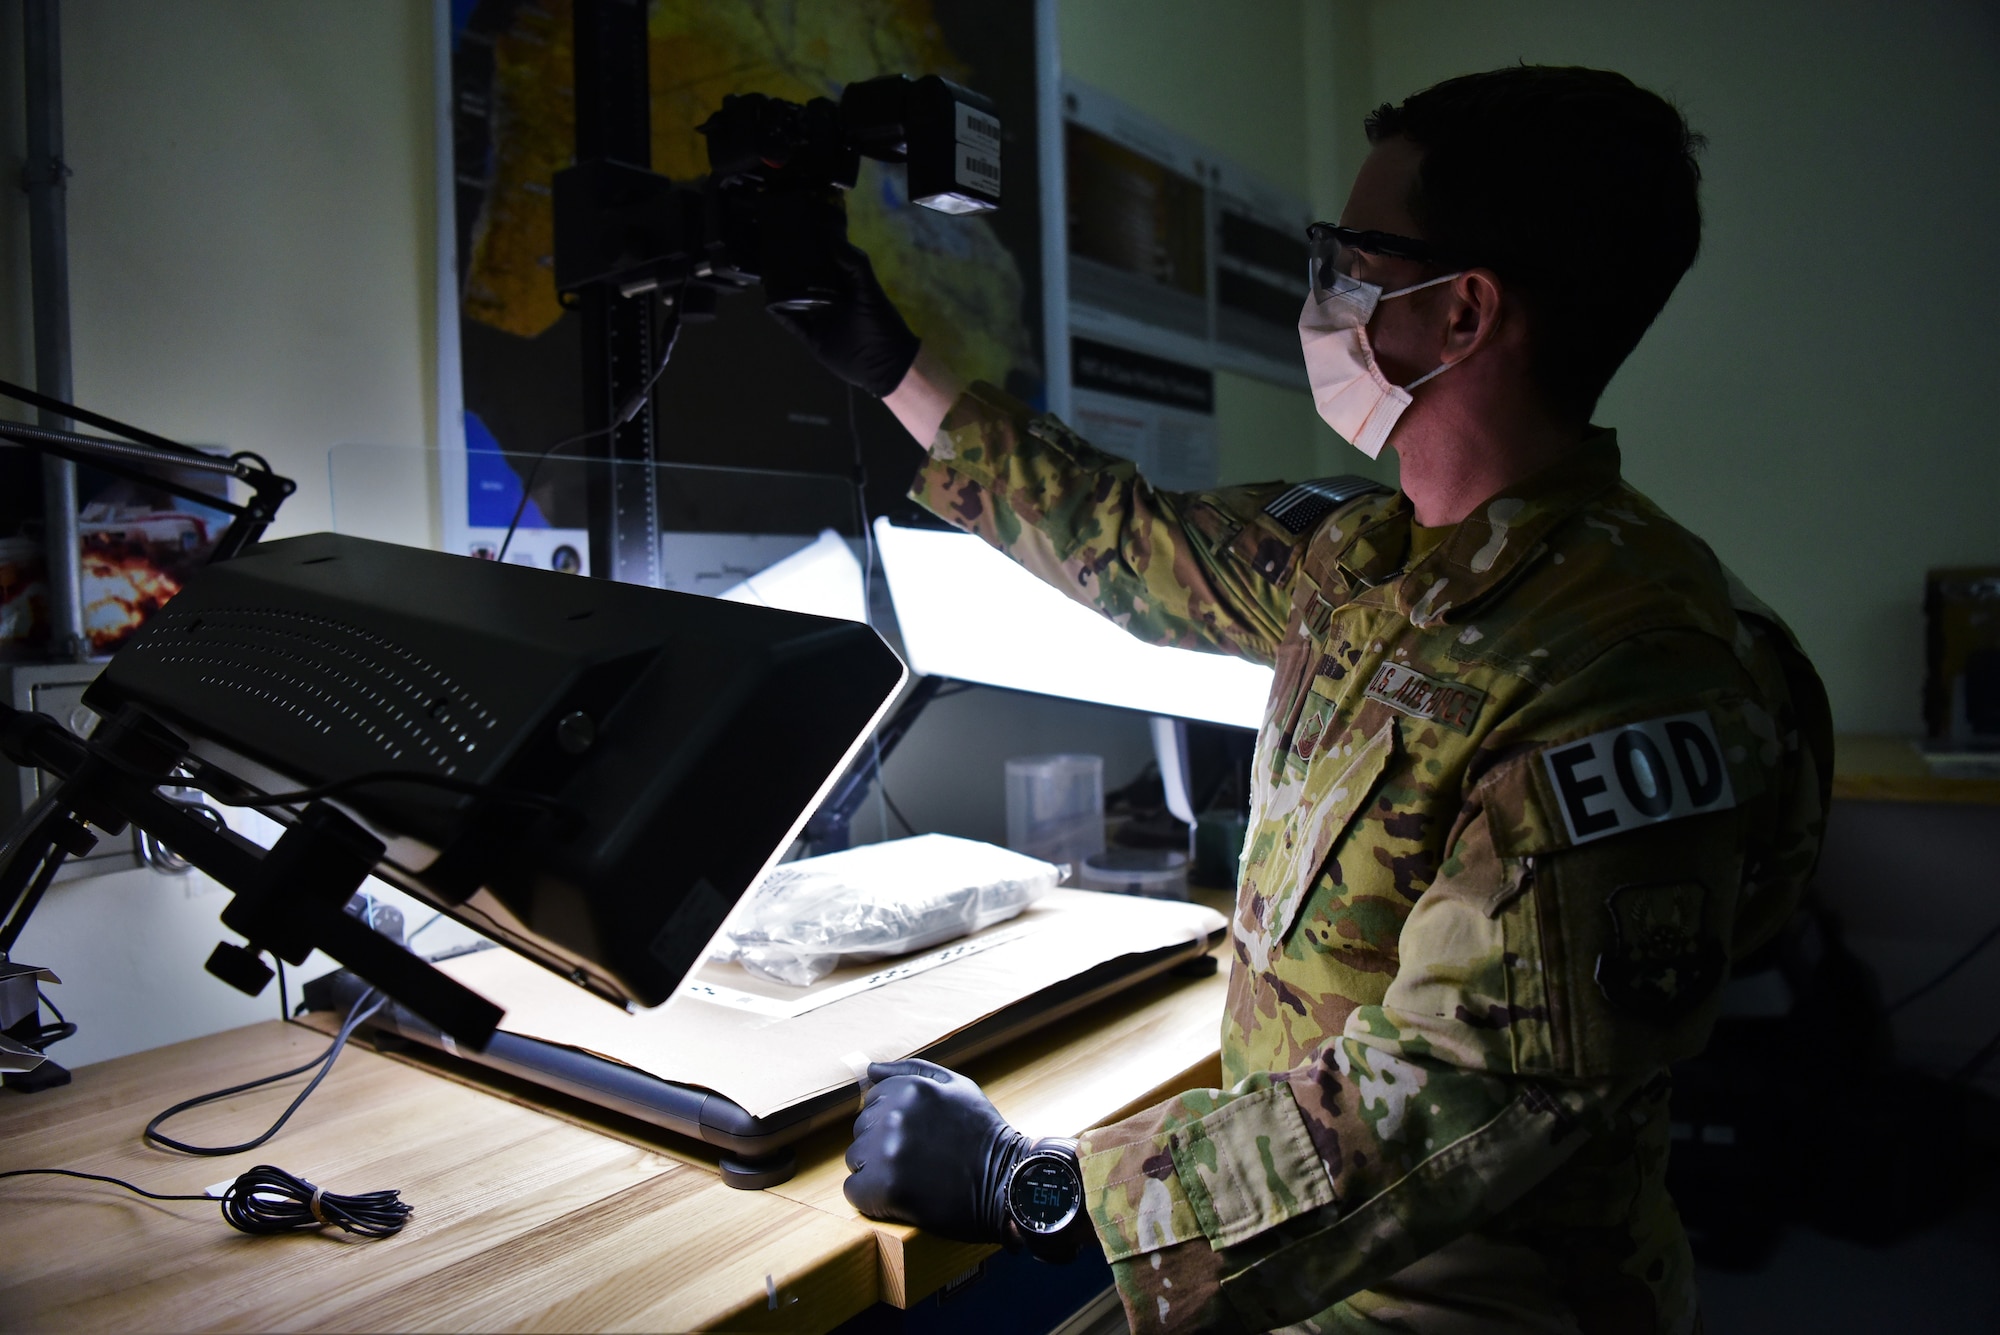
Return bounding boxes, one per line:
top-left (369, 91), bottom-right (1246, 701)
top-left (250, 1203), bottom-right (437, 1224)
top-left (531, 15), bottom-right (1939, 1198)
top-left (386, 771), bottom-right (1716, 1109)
top-left (1067, 0), bottom-right (2000, 732)
top-left (1334, 0), bottom-right (2000, 733)
top-left (1059, 0), bottom-right (1310, 199)
top-left (17, 0), bottom-right (439, 543)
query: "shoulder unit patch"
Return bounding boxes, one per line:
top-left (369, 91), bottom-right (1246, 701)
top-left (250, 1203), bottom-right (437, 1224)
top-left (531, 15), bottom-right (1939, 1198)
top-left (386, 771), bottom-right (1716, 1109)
top-left (1594, 880), bottom-right (1726, 1021)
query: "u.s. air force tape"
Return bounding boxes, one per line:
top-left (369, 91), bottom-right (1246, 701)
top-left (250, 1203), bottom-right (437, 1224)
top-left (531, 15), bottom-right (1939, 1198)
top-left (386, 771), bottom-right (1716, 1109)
top-left (1366, 661), bottom-right (1486, 733)
top-left (1541, 710), bottom-right (1737, 846)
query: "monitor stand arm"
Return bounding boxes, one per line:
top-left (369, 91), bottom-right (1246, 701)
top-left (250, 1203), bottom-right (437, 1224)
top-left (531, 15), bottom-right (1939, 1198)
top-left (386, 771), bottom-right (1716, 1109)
top-left (801, 674), bottom-right (944, 856)
top-left (0, 702), bottom-right (504, 1054)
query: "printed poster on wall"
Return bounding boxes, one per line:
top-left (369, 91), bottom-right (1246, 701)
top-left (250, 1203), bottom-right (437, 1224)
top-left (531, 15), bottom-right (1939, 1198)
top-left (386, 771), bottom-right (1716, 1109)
top-left (1054, 78), bottom-right (1309, 493)
top-left (1069, 338), bottom-right (1216, 493)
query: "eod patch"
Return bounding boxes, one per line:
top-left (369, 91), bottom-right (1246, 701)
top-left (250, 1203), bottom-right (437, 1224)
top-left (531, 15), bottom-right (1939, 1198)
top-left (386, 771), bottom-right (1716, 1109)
top-left (1540, 710), bottom-right (1737, 846)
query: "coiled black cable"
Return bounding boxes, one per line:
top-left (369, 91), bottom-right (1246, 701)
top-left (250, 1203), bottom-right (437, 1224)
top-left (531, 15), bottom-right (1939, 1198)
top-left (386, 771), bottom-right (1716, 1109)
top-left (0, 1166), bottom-right (412, 1238)
top-left (2, 985), bottom-right (413, 1240)
top-left (219, 1165), bottom-right (413, 1238)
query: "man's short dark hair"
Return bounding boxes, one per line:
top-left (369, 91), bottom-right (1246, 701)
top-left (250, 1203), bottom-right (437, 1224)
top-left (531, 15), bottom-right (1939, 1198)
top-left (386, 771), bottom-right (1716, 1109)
top-left (1366, 66), bottom-right (1705, 422)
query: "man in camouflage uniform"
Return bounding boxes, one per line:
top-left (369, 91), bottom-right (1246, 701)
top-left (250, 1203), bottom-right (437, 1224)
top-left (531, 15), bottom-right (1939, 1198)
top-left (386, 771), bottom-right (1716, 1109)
top-left (789, 67), bottom-right (1831, 1333)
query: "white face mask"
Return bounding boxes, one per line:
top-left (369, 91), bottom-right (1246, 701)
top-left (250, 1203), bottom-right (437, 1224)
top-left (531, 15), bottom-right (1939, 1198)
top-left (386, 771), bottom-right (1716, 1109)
top-left (1299, 269), bottom-right (1463, 459)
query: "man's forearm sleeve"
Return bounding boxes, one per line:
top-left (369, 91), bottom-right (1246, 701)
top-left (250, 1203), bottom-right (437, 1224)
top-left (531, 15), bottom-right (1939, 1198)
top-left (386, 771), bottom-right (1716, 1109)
top-left (1081, 1047), bottom-right (1623, 1333)
top-left (910, 381), bottom-right (1316, 663)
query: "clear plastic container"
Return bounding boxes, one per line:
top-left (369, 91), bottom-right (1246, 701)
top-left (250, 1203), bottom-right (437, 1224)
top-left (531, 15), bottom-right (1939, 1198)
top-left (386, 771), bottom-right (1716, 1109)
top-left (1078, 847), bottom-right (1190, 899)
top-left (1004, 754), bottom-right (1104, 880)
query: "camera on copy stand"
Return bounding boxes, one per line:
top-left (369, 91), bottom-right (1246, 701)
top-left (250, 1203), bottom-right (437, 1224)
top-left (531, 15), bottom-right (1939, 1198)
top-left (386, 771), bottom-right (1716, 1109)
top-left (552, 73), bottom-right (1001, 313)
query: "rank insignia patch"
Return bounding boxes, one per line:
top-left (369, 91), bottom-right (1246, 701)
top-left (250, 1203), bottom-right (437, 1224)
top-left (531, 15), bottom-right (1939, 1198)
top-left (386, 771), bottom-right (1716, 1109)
top-left (1292, 690), bottom-right (1340, 761)
top-left (1364, 661), bottom-right (1486, 733)
top-left (1593, 881), bottom-right (1726, 1021)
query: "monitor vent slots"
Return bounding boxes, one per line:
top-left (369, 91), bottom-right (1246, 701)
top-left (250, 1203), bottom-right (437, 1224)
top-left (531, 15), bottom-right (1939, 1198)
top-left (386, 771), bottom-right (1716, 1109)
top-left (126, 609), bottom-right (497, 773)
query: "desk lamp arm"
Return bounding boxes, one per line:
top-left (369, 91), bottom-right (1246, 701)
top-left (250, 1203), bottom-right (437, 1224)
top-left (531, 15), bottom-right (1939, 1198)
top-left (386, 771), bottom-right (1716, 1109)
top-left (801, 674), bottom-right (943, 855)
top-left (0, 377), bottom-right (296, 561)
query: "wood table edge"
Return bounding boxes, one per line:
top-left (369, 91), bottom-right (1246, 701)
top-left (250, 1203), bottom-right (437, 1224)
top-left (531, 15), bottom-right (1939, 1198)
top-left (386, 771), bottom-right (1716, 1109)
top-left (298, 967), bottom-right (1233, 1315)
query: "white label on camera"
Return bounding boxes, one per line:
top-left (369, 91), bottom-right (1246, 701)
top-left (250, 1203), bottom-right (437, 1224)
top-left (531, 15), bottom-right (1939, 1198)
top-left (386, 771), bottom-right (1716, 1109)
top-left (955, 144), bottom-right (1001, 194)
top-left (955, 102), bottom-right (1002, 154)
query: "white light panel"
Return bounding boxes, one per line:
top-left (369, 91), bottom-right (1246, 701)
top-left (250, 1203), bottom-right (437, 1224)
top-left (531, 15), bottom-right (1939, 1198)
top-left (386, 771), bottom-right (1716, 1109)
top-left (875, 518), bottom-right (1272, 729)
top-left (718, 529), bottom-right (867, 624)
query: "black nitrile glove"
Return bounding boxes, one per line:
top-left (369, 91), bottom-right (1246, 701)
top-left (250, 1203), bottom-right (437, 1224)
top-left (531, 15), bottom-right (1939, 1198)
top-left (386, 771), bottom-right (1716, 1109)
top-left (765, 242), bottom-right (921, 398)
top-left (842, 1058), bottom-right (1026, 1243)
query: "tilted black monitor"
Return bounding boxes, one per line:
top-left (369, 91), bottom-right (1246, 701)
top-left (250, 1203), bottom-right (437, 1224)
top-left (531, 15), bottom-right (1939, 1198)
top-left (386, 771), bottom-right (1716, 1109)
top-left (78, 533), bottom-right (907, 1016)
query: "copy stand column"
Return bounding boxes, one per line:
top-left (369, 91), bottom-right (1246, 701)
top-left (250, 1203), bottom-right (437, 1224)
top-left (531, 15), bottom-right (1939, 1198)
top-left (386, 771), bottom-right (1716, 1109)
top-left (573, 0), bottom-right (663, 587)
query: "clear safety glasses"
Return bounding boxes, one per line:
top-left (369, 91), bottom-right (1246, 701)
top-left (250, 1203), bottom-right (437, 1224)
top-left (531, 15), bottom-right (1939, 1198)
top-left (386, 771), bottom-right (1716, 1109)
top-left (1306, 222), bottom-right (1463, 298)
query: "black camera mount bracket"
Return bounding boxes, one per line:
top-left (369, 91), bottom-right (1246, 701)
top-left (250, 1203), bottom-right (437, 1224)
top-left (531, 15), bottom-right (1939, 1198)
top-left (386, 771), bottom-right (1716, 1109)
top-left (0, 702), bottom-right (505, 1052)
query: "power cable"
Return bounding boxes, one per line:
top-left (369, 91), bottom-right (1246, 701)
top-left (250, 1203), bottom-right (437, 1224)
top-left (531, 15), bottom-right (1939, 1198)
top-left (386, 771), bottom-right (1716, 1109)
top-left (197, 768), bottom-right (570, 816)
top-left (1872, 916), bottom-right (2000, 1087)
top-left (143, 986), bottom-right (386, 1156)
top-left (25, 988), bottom-right (75, 1050)
top-left (72, 738), bottom-right (573, 820)
top-left (1951, 1025), bottom-right (2000, 1085)
top-left (407, 911), bottom-right (445, 948)
top-left (878, 784), bottom-right (918, 838)
top-left (0, 1166), bottom-right (412, 1239)
top-left (497, 287), bottom-right (684, 564)
top-left (1887, 918), bottom-right (2000, 1015)
top-left (0, 978), bottom-right (410, 1239)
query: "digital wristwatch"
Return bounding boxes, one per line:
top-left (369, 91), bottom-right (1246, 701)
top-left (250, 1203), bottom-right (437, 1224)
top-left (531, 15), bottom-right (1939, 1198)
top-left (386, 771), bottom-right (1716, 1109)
top-left (1003, 1136), bottom-right (1086, 1262)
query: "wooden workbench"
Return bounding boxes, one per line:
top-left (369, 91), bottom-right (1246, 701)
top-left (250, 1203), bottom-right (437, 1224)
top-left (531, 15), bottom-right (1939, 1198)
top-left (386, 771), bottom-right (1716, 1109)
top-left (0, 966), bottom-right (1229, 1332)
top-left (1833, 733), bottom-right (2000, 805)
top-left (0, 1022), bottom-right (878, 1332)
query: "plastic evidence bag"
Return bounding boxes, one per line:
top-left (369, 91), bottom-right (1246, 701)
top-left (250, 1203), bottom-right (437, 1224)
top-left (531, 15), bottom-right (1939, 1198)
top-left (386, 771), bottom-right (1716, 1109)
top-left (713, 833), bottom-right (1062, 986)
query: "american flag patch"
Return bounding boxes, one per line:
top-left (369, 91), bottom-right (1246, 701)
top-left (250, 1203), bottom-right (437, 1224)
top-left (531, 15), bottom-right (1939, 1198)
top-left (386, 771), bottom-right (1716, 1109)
top-left (1262, 475), bottom-right (1390, 535)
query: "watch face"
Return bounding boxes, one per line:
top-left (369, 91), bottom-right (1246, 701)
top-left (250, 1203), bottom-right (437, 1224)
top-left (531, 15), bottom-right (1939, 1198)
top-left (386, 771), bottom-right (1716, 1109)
top-left (1009, 1154), bottom-right (1081, 1235)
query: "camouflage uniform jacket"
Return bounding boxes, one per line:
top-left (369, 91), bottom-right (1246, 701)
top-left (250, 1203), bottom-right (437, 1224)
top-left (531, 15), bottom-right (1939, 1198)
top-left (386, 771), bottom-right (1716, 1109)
top-left (912, 383), bottom-right (1832, 1335)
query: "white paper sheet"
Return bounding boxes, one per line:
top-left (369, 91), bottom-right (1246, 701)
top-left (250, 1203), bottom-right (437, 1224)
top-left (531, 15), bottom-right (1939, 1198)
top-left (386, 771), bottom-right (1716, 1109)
top-left (438, 888), bottom-right (1226, 1118)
